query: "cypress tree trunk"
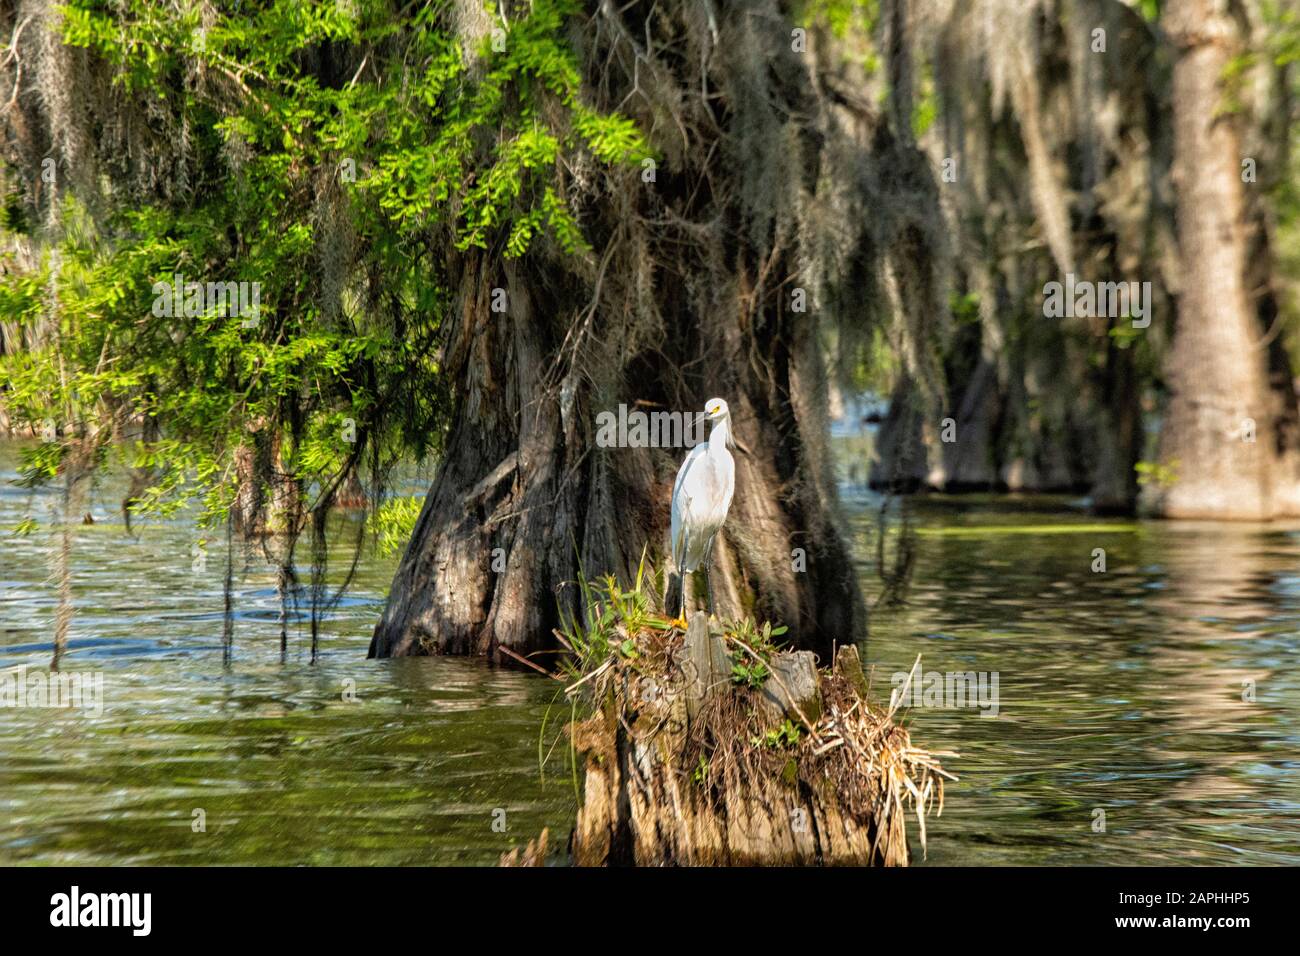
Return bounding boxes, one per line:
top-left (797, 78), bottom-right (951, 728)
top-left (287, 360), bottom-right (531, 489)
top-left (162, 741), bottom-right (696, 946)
top-left (368, 252), bottom-right (865, 661)
top-left (370, 2), bottom-right (890, 661)
top-left (1148, 0), bottom-right (1281, 518)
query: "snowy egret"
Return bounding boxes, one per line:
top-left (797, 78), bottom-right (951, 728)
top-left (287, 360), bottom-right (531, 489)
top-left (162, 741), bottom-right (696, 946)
top-left (669, 398), bottom-right (735, 627)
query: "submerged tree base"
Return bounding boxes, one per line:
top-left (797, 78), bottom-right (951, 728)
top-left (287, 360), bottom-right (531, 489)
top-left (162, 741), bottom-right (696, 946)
top-left (566, 612), bottom-right (952, 867)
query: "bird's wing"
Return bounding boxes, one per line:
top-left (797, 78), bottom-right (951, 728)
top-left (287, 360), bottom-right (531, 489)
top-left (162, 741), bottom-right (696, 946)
top-left (671, 444), bottom-right (707, 513)
top-left (714, 450), bottom-right (735, 515)
top-left (671, 445), bottom-right (709, 569)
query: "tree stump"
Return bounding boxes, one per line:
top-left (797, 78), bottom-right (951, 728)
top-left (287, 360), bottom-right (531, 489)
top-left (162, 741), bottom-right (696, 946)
top-left (499, 828), bottom-right (550, 867)
top-left (570, 613), bottom-right (949, 866)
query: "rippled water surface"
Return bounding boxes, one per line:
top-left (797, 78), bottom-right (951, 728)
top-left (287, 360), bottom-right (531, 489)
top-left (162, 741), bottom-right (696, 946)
top-left (2, 442), bottom-right (1298, 865)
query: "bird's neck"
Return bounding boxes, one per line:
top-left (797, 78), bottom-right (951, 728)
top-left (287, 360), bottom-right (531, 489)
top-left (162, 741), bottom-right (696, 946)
top-left (708, 417), bottom-right (733, 456)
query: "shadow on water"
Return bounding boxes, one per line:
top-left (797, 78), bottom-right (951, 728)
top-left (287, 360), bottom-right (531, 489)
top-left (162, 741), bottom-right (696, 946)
top-left (2, 442), bottom-right (1299, 864)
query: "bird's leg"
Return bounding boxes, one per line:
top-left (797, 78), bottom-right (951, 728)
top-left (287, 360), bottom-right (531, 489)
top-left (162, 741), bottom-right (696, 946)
top-left (667, 528), bottom-right (690, 630)
top-left (668, 571), bottom-right (689, 630)
top-left (702, 533), bottom-right (718, 618)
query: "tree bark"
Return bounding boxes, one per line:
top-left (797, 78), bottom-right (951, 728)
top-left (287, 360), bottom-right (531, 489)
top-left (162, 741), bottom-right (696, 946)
top-left (370, 3), bottom-right (882, 661)
top-left (1148, 0), bottom-right (1283, 518)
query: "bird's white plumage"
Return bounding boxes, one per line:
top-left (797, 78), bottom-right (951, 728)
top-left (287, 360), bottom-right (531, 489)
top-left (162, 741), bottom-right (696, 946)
top-left (671, 398), bottom-right (735, 574)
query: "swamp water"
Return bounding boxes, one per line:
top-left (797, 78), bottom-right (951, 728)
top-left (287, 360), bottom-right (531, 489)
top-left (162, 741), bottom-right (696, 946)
top-left (1, 443), bottom-right (1297, 864)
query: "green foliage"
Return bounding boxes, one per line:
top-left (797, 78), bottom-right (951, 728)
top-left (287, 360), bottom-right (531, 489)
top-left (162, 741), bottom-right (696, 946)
top-left (951, 291), bottom-right (981, 327)
top-left (1135, 459), bottom-right (1178, 489)
top-left (725, 617), bottom-right (788, 688)
top-left (730, 655), bottom-right (771, 688)
top-left (752, 719), bottom-right (802, 749)
top-left (11, 517), bottom-right (39, 537)
top-left (0, 187), bottom-right (30, 234)
top-left (368, 494), bottom-right (423, 557)
top-left (690, 754), bottom-right (710, 786)
top-left (556, 550), bottom-right (661, 677)
top-left (1135, 0), bottom-right (1162, 24)
top-left (0, 0), bottom-right (647, 546)
top-left (1263, 1), bottom-right (1300, 67)
top-left (796, 0), bottom-right (882, 73)
top-left (846, 324), bottom-right (898, 395)
top-left (1107, 323), bottom-right (1143, 350)
top-left (356, 0), bottom-right (649, 254)
top-left (911, 61), bottom-right (937, 138)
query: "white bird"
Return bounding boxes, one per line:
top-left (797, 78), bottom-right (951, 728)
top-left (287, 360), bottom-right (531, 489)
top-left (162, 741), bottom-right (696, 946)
top-left (669, 398), bottom-right (736, 626)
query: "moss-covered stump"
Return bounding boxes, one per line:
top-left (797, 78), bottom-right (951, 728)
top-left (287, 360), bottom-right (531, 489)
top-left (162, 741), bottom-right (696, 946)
top-left (569, 613), bottom-right (952, 866)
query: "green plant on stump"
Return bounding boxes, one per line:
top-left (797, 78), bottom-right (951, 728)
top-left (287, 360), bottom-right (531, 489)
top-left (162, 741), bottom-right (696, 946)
top-left (555, 552), bottom-right (667, 680)
top-left (752, 719), bottom-right (802, 749)
top-left (553, 550), bottom-right (955, 866)
top-left (723, 617), bottom-right (788, 688)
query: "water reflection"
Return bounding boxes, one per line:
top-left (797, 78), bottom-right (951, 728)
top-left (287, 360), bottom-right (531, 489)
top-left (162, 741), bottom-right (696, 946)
top-left (2, 446), bottom-right (1298, 865)
top-left (858, 494), bottom-right (1300, 865)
